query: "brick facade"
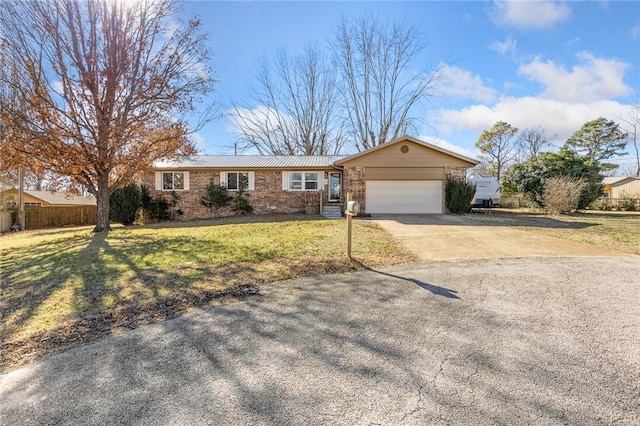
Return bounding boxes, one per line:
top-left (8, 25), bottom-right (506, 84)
top-left (142, 170), bottom-right (332, 221)
top-left (343, 166), bottom-right (366, 212)
top-left (444, 167), bottom-right (468, 181)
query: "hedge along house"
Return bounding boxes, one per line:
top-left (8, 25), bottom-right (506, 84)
top-left (145, 136), bottom-right (479, 219)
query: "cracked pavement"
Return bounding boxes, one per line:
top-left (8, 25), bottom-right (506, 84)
top-left (2, 256), bottom-right (640, 425)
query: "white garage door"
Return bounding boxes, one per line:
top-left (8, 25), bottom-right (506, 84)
top-left (366, 180), bottom-right (442, 214)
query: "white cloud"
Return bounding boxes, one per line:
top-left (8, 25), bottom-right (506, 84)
top-left (491, 1), bottom-right (571, 29)
top-left (432, 96), bottom-right (631, 144)
top-left (631, 24), bottom-right (640, 41)
top-left (439, 65), bottom-right (497, 103)
top-left (489, 37), bottom-right (517, 57)
top-left (519, 52), bottom-right (632, 102)
top-left (189, 132), bottom-right (206, 149)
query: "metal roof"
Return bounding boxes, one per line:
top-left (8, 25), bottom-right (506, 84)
top-left (154, 155), bottom-right (346, 170)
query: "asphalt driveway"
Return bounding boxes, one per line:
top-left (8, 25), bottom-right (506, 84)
top-left (2, 257), bottom-right (639, 425)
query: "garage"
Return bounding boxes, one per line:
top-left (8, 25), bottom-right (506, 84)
top-left (366, 180), bottom-right (442, 214)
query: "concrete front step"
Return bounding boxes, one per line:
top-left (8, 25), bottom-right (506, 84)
top-left (322, 205), bottom-right (343, 219)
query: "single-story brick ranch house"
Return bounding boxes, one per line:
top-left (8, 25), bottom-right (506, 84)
top-left (143, 136), bottom-right (479, 219)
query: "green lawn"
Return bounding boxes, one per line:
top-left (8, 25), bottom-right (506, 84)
top-left (0, 216), bottom-right (417, 370)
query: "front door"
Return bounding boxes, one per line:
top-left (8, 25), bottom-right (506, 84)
top-left (329, 173), bottom-right (341, 202)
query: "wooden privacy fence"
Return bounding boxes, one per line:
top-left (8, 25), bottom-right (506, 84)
top-left (11, 205), bottom-right (97, 230)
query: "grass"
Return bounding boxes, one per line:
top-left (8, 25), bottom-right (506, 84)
top-left (0, 215), bottom-right (417, 371)
top-left (527, 211), bottom-right (640, 255)
top-left (471, 209), bottom-right (640, 255)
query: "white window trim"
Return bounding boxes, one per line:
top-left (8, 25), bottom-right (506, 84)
top-left (282, 171), bottom-right (321, 192)
top-left (155, 171), bottom-right (190, 191)
top-left (220, 171), bottom-right (255, 191)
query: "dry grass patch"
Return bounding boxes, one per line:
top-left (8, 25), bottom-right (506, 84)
top-left (471, 209), bottom-right (640, 255)
top-left (0, 216), bottom-right (416, 371)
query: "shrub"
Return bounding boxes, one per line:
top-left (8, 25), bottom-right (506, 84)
top-left (232, 193), bottom-right (253, 214)
top-left (141, 185), bottom-right (172, 221)
top-left (502, 149), bottom-right (603, 210)
top-left (543, 176), bottom-right (587, 214)
top-left (445, 177), bottom-right (476, 214)
top-left (201, 178), bottom-right (233, 218)
top-left (109, 184), bottom-right (143, 225)
top-left (617, 192), bottom-right (638, 211)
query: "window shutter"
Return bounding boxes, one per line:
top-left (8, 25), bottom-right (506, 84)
top-left (282, 172), bottom-right (289, 191)
top-left (248, 172), bottom-right (255, 191)
top-left (183, 172), bottom-right (190, 190)
top-left (220, 172), bottom-right (227, 187)
top-left (155, 172), bottom-right (162, 190)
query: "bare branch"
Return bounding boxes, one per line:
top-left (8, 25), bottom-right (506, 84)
top-left (331, 15), bottom-right (443, 151)
top-left (0, 0), bottom-right (216, 231)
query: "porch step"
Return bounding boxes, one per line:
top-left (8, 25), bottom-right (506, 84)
top-left (322, 205), bottom-right (343, 219)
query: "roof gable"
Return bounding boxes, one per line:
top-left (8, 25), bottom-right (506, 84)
top-left (334, 135), bottom-right (479, 167)
top-left (24, 190), bottom-right (96, 206)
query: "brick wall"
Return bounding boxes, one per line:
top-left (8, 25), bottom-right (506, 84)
top-left (444, 167), bottom-right (468, 181)
top-left (343, 166), bottom-right (366, 212)
top-left (142, 170), bottom-right (329, 221)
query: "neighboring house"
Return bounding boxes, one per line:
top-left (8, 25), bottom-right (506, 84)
top-left (3, 189), bottom-right (97, 207)
top-left (602, 177), bottom-right (640, 199)
top-left (145, 135), bottom-right (479, 219)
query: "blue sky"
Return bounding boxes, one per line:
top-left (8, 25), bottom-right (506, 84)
top-left (182, 1), bottom-right (640, 170)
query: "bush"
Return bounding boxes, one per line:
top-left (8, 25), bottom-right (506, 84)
top-left (201, 178), bottom-right (233, 218)
top-left (232, 193), bottom-right (253, 214)
top-left (502, 149), bottom-right (603, 210)
top-left (445, 177), bottom-right (476, 214)
top-left (141, 185), bottom-right (172, 221)
top-left (617, 192), bottom-right (638, 211)
top-left (543, 176), bottom-right (587, 214)
top-left (109, 184), bottom-right (143, 225)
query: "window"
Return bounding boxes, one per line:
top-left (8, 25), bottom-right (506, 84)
top-left (227, 172), bottom-right (249, 191)
top-left (162, 172), bottom-right (185, 190)
top-left (286, 172), bottom-right (319, 191)
top-left (24, 202), bottom-right (42, 207)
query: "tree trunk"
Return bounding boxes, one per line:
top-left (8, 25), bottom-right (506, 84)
top-left (93, 174), bottom-right (111, 232)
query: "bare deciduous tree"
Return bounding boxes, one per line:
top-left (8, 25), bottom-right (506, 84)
top-left (230, 45), bottom-right (345, 155)
top-left (332, 15), bottom-right (443, 151)
top-left (516, 127), bottom-right (555, 161)
top-left (617, 102), bottom-right (640, 176)
top-left (0, 0), bottom-right (215, 231)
